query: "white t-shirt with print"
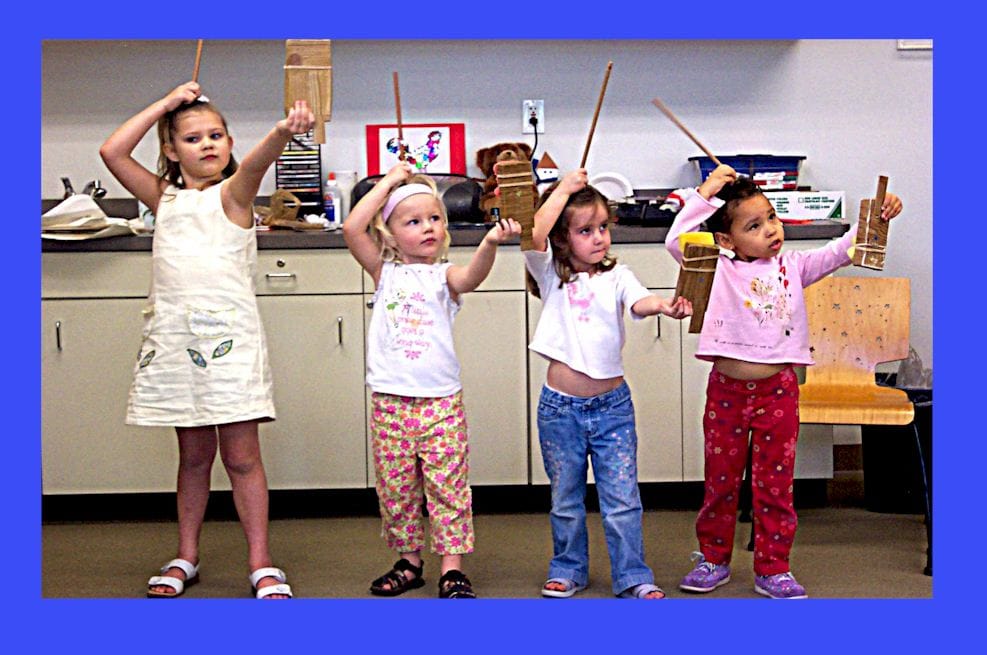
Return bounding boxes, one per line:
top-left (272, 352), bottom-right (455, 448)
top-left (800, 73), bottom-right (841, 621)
top-left (366, 261), bottom-right (463, 397)
top-left (525, 244), bottom-right (651, 380)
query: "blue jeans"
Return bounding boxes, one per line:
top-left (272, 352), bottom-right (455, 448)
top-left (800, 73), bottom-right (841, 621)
top-left (537, 382), bottom-right (654, 595)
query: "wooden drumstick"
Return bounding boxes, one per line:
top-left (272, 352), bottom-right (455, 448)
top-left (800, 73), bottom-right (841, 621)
top-left (192, 40), bottom-right (203, 83)
top-left (651, 98), bottom-right (721, 166)
top-left (392, 71), bottom-right (405, 161)
top-left (580, 61), bottom-right (613, 168)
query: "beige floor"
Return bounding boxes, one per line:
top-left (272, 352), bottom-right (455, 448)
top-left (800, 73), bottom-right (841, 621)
top-left (42, 491), bottom-right (931, 599)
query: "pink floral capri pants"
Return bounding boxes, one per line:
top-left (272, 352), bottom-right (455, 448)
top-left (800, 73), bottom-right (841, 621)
top-left (370, 391), bottom-right (474, 555)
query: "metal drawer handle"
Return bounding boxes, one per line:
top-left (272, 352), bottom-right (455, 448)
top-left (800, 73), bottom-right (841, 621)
top-left (337, 316), bottom-right (343, 345)
top-left (265, 272), bottom-right (297, 280)
top-left (55, 320), bottom-right (62, 351)
top-left (655, 315), bottom-right (661, 340)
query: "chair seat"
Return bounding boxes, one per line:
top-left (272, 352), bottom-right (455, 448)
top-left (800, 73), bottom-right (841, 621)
top-left (799, 383), bottom-right (915, 426)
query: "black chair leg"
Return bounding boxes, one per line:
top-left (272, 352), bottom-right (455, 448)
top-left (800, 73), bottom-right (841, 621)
top-left (912, 422), bottom-right (932, 576)
top-left (739, 443), bottom-right (754, 551)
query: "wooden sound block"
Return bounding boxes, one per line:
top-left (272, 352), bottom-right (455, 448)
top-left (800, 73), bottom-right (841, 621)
top-left (284, 39), bottom-right (332, 143)
top-left (852, 175), bottom-right (889, 270)
top-left (494, 151), bottom-right (537, 250)
top-left (674, 242), bottom-right (719, 333)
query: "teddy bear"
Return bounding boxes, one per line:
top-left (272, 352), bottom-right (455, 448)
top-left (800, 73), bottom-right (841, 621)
top-left (475, 142), bottom-right (536, 220)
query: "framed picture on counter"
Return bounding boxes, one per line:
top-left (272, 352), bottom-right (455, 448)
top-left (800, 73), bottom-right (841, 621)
top-left (366, 123), bottom-right (466, 176)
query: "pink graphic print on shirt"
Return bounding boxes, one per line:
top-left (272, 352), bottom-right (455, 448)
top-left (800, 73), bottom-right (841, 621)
top-left (744, 265), bottom-right (793, 328)
top-left (566, 280), bottom-right (595, 322)
top-left (384, 289), bottom-right (434, 360)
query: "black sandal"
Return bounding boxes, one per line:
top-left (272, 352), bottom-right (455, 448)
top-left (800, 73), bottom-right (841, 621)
top-left (369, 558), bottom-right (425, 597)
top-left (438, 569), bottom-right (477, 599)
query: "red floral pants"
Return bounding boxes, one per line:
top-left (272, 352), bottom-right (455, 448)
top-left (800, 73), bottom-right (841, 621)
top-left (696, 366), bottom-right (800, 576)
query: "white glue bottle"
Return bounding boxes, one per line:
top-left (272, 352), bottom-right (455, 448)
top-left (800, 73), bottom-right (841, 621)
top-left (334, 170), bottom-right (357, 222)
top-left (323, 172), bottom-right (340, 228)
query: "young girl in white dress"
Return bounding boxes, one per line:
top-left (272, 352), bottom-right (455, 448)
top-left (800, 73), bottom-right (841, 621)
top-left (100, 80), bottom-right (314, 599)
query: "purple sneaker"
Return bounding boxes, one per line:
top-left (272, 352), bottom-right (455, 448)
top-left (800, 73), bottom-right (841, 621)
top-left (754, 572), bottom-right (808, 599)
top-left (679, 551), bottom-right (731, 593)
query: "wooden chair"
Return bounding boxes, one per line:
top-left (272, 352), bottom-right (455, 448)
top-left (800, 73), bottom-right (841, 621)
top-left (740, 276), bottom-right (931, 575)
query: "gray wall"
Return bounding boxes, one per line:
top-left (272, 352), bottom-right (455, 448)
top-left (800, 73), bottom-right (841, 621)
top-left (42, 39), bottom-right (932, 368)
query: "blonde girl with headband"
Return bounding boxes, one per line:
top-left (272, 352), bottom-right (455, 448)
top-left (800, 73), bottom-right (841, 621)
top-left (342, 161), bottom-right (521, 599)
top-left (100, 80), bottom-right (315, 599)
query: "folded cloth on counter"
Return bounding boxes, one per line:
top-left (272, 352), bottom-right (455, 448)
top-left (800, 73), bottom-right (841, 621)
top-left (43, 217), bottom-right (145, 240)
top-left (42, 194), bottom-right (144, 240)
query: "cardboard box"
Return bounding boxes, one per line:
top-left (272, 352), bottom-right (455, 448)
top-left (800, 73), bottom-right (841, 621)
top-left (765, 191), bottom-right (844, 221)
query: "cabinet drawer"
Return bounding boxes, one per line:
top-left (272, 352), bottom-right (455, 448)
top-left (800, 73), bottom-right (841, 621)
top-left (43, 251), bottom-right (151, 298)
top-left (610, 243), bottom-right (680, 289)
top-left (256, 250), bottom-right (363, 295)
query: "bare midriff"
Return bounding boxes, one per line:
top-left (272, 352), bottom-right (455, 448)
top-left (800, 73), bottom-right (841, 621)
top-left (712, 357), bottom-right (787, 381)
top-left (546, 359), bottom-right (624, 398)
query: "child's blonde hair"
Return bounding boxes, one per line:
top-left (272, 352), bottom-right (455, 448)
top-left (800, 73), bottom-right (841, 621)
top-left (526, 181), bottom-right (616, 298)
top-left (370, 174), bottom-right (451, 263)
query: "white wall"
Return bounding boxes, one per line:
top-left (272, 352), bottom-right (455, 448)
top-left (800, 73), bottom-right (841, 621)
top-left (42, 39), bottom-right (932, 368)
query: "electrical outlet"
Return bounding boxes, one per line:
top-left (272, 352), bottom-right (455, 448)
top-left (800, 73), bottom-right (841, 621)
top-left (523, 99), bottom-right (545, 134)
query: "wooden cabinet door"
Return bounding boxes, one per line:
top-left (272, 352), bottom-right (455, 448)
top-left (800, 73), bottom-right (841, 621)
top-left (42, 299), bottom-right (176, 493)
top-left (258, 294), bottom-right (368, 489)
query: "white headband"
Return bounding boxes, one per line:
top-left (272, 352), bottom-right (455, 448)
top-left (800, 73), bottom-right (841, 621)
top-left (382, 183), bottom-right (434, 222)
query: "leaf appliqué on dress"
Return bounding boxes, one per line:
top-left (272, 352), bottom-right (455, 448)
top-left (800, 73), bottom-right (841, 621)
top-left (212, 339), bottom-right (233, 359)
top-left (187, 348), bottom-right (207, 368)
top-left (138, 349), bottom-right (155, 368)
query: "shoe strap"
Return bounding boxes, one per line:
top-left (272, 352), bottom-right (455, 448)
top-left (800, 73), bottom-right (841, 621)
top-left (250, 566), bottom-right (287, 588)
top-left (161, 558), bottom-right (198, 578)
top-left (394, 558), bottom-right (424, 577)
top-left (255, 582), bottom-right (293, 599)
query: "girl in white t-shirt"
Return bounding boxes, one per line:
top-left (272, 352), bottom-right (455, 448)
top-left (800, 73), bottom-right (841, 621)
top-left (342, 162), bottom-right (520, 599)
top-left (525, 169), bottom-right (692, 599)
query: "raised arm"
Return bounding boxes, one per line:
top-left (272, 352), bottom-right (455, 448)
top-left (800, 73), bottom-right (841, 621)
top-left (530, 168), bottom-right (587, 252)
top-left (447, 218), bottom-right (521, 297)
top-left (797, 192), bottom-right (905, 286)
top-left (665, 164), bottom-right (735, 263)
top-left (99, 81), bottom-right (202, 212)
top-left (342, 162), bottom-right (413, 282)
top-left (222, 100), bottom-right (315, 229)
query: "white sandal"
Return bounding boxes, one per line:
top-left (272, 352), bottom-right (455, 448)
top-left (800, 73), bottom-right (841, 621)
top-left (147, 558), bottom-right (199, 598)
top-left (618, 582), bottom-right (665, 599)
top-left (249, 566), bottom-right (293, 599)
top-left (541, 577), bottom-right (587, 598)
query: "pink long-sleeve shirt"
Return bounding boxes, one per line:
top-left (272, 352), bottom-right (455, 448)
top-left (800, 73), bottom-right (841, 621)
top-left (667, 188), bottom-right (855, 366)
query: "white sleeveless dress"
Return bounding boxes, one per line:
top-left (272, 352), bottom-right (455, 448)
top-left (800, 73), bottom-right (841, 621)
top-left (126, 182), bottom-right (275, 427)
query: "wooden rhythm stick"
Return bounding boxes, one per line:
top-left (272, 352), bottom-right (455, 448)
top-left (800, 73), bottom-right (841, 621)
top-left (580, 61), bottom-right (613, 168)
top-left (674, 235), bottom-right (719, 333)
top-left (192, 40), bottom-right (203, 83)
top-left (392, 71), bottom-right (405, 161)
top-left (494, 149), bottom-right (537, 250)
top-left (651, 98), bottom-right (721, 166)
top-left (852, 175), bottom-right (890, 270)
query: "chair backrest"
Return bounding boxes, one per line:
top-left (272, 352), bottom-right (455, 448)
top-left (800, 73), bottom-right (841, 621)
top-left (803, 276), bottom-right (911, 388)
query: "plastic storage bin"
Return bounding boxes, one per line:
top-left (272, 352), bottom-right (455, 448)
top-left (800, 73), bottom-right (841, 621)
top-left (689, 154), bottom-right (806, 190)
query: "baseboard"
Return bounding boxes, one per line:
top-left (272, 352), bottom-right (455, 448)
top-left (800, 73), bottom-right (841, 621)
top-left (42, 479), bottom-right (830, 524)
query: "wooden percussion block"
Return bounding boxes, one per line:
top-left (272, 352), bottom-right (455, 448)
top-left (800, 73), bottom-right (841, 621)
top-left (674, 242), bottom-right (719, 333)
top-left (494, 151), bottom-right (537, 250)
top-left (284, 39), bottom-right (332, 143)
top-left (852, 175), bottom-right (889, 270)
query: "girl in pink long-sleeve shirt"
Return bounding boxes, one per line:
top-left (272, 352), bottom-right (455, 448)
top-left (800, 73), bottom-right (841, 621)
top-left (667, 165), bottom-right (902, 599)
